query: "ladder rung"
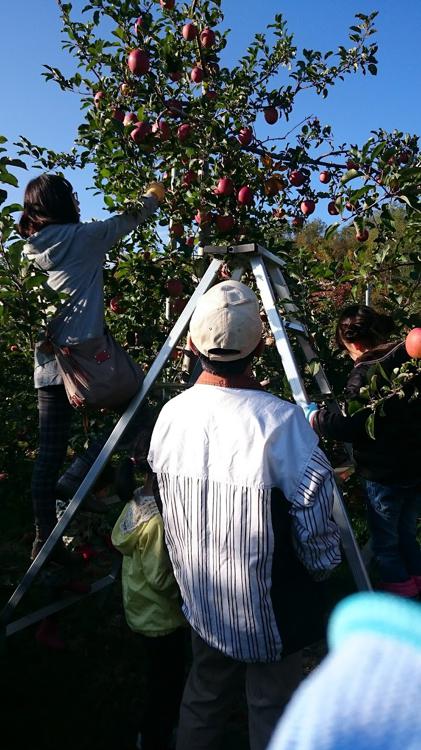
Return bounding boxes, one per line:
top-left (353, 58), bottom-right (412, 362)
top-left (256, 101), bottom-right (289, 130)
top-left (285, 320), bottom-right (307, 334)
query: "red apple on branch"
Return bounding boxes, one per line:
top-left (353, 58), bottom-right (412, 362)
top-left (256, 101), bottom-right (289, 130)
top-left (319, 170), bottom-right (331, 184)
top-left (130, 121), bottom-right (151, 142)
top-left (128, 49), bottom-right (150, 76)
top-left (200, 27), bottom-right (216, 48)
top-left (109, 296), bottom-right (122, 313)
top-left (356, 228), bottom-right (369, 242)
top-left (292, 216), bottom-right (303, 228)
top-left (238, 127), bottom-right (253, 147)
top-left (160, 0), bottom-right (175, 9)
top-left (123, 112), bottom-right (137, 127)
top-left (191, 66), bottom-right (204, 83)
top-left (182, 22), bottom-right (197, 40)
top-left (152, 119), bottom-right (171, 140)
top-left (237, 186), bottom-right (254, 205)
top-left (216, 177), bottom-right (234, 196)
top-left (289, 170), bottom-right (306, 187)
top-left (111, 107), bottom-right (124, 122)
top-left (327, 201), bottom-right (340, 215)
top-left (405, 328), bottom-right (421, 358)
top-left (300, 199), bottom-right (316, 216)
top-left (264, 107), bottom-right (279, 125)
top-left (177, 123), bottom-right (192, 142)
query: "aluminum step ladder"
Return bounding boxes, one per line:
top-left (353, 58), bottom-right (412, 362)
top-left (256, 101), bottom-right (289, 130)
top-left (1, 243), bottom-right (370, 638)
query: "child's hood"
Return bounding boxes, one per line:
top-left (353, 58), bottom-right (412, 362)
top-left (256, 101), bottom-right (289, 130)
top-left (111, 492), bottom-right (159, 555)
top-left (22, 223), bottom-right (80, 271)
top-left (111, 501), bottom-right (142, 555)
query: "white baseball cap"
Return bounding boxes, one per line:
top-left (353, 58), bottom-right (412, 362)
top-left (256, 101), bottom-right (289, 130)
top-left (189, 280), bottom-right (263, 361)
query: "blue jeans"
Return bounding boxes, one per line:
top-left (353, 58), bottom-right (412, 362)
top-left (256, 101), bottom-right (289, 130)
top-left (364, 479), bottom-right (421, 583)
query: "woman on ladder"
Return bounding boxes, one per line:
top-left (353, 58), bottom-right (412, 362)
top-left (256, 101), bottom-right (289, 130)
top-left (18, 174), bottom-right (165, 562)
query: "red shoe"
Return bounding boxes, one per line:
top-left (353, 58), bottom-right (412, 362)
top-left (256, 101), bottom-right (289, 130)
top-left (35, 618), bottom-right (65, 650)
top-left (377, 578), bottom-right (419, 598)
top-left (412, 575), bottom-right (421, 593)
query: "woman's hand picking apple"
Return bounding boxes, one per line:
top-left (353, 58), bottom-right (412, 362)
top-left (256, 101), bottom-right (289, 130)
top-left (145, 181), bottom-right (166, 203)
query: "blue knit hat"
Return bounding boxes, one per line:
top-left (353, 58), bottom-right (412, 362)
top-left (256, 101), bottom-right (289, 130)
top-left (268, 593), bottom-right (421, 750)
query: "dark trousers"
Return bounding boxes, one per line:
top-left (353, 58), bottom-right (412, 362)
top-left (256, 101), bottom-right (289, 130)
top-left (176, 630), bottom-right (302, 750)
top-left (138, 628), bottom-right (186, 750)
top-left (32, 385), bottom-right (74, 540)
top-left (364, 478), bottom-right (421, 582)
top-left (32, 384), bottom-right (149, 542)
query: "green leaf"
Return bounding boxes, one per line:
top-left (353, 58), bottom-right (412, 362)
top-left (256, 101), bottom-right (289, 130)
top-left (365, 412), bottom-right (376, 440)
top-left (348, 399), bottom-right (363, 416)
top-left (112, 27), bottom-right (125, 40)
top-left (340, 169), bottom-right (359, 185)
top-left (324, 222), bottom-right (340, 240)
top-left (377, 363), bottom-right (390, 383)
top-left (398, 194), bottom-right (421, 213)
top-left (0, 171), bottom-right (18, 187)
top-left (7, 158), bottom-right (27, 170)
top-left (370, 142), bottom-right (386, 160)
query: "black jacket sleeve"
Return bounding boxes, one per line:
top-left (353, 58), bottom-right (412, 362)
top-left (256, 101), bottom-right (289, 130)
top-left (313, 364), bottom-right (369, 442)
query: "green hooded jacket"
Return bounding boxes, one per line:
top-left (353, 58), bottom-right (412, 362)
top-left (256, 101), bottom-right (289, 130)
top-left (111, 489), bottom-right (185, 636)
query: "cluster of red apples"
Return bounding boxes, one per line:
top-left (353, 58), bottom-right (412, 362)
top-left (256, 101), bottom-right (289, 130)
top-left (92, 5), bottom-right (413, 247)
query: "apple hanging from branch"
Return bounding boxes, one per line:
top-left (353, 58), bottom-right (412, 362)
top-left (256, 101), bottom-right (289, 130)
top-left (127, 48), bottom-right (150, 76)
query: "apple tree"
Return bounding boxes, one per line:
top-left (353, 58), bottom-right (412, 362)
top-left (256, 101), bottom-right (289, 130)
top-left (1, 0), bottom-right (420, 481)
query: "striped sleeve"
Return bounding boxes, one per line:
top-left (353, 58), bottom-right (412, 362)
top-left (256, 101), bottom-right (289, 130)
top-left (289, 447), bottom-right (341, 578)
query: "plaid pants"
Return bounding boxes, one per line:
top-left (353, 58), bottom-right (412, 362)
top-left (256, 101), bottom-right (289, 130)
top-left (32, 385), bottom-right (152, 541)
top-left (32, 385), bottom-right (74, 541)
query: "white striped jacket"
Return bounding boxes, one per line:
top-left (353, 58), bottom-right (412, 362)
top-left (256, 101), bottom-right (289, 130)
top-left (148, 384), bottom-right (341, 662)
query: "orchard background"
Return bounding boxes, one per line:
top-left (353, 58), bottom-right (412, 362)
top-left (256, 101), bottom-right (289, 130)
top-left (0, 1), bottom-right (420, 748)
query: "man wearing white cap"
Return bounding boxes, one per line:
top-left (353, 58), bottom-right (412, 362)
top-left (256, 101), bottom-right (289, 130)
top-left (148, 280), bottom-right (341, 750)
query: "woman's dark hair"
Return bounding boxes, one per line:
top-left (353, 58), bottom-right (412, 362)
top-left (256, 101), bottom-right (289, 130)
top-left (335, 305), bottom-right (395, 351)
top-left (18, 174), bottom-right (79, 237)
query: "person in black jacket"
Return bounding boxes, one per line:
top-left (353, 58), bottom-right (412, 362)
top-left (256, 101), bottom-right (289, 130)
top-left (305, 305), bottom-right (421, 599)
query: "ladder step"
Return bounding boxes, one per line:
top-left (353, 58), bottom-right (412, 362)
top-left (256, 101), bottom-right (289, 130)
top-left (285, 320), bottom-right (307, 334)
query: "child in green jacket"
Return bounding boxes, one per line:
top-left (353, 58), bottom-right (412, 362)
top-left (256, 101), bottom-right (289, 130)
top-left (112, 465), bottom-right (185, 750)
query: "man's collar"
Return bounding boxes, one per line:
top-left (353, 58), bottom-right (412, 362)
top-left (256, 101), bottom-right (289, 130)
top-left (196, 371), bottom-right (265, 391)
